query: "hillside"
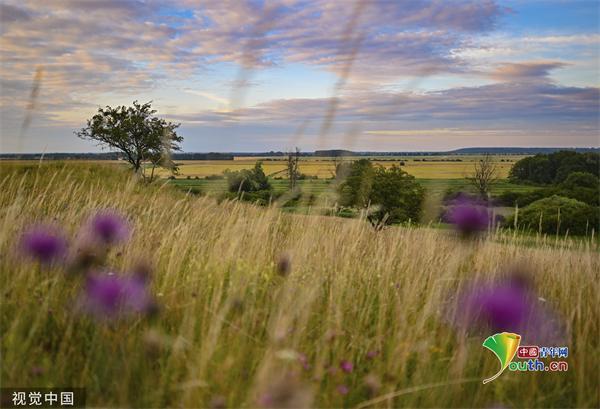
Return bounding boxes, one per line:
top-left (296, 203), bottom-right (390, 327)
top-left (0, 162), bottom-right (598, 407)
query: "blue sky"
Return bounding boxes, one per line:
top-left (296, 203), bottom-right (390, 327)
top-left (0, 0), bottom-right (598, 153)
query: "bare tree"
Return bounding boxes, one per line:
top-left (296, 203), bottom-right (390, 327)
top-left (286, 147), bottom-right (300, 189)
top-left (467, 154), bottom-right (498, 198)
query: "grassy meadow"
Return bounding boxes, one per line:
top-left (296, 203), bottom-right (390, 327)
top-left (1, 162), bottom-right (598, 408)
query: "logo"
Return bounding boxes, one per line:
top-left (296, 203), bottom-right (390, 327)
top-left (482, 332), bottom-right (521, 384)
top-left (482, 334), bottom-right (569, 383)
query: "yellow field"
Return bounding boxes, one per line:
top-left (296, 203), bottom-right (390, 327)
top-left (156, 156), bottom-right (521, 179)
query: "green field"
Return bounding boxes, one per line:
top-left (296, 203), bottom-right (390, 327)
top-left (170, 177), bottom-right (533, 195)
top-left (169, 175), bottom-right (535, 221)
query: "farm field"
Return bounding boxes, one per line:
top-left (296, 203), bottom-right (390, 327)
top-left (154, 155), bottom-right (523, 179)
top-left (169, 175), bottom-right (535, 222)
top-left (1, 162), bottom-right (597, 408)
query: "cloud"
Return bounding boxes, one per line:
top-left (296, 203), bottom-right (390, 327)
top-left (0, 0), bottom-right (510, 141)
top-left (177, 0), bottom-right (507, 80)
top-left (244, 82), bottom-right (598, 123)
top-left (488, 61), bottom-right (568, 82)
top-left (1, 0), bottom-right (598, 152)
top-left (0, 4), bottom-right (31, 24)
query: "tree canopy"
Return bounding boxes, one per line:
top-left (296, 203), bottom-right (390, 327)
top-left (76, 101), bottom-right (182, 178)
top-left (225, 162), bottom-right (271, 193)
top-left (509, 151), bottom-right (599, 184)
top-left (223, 162), bottom-right (273, 205)
top-left (337, 160), bottom-right (424, 225)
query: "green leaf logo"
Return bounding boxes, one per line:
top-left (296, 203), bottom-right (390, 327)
top-left (482, 332), bottom-right (521, 384)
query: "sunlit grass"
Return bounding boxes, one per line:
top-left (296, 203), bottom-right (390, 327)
top-left (0, 163), bottom-right (597, 408)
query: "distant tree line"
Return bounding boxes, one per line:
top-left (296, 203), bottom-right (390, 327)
top-left (172, 153), bottom-right (234, 160)
top-left (0, 152), bottom-right (234, 161)
top-left (5, 148), bottom-right (598, 161)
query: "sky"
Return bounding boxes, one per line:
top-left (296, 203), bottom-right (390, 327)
top-left (0, 0), bottom-right (598, 153)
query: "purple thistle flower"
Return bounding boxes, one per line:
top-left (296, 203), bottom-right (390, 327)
top-left (20, 225), bottom-right (67, 264)
top-left (87, 211), bottom-right (130, 245)
top-left (463, 283), bottom-right (529, 331)
top-left (340, 360), bottom-right (353, 373)
top-left (452, 276), bottom-right (565, 344)
top-left (81, 273), bottom-right (154, 319)
top-left (366, 350), bottom-right (380, 359)
top-left (446, 196), bottom-right (490, 237)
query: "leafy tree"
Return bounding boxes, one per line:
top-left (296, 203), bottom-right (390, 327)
top-left (557, 172), bottom-right (600, 206)
top-left (507, 195), bottom-right (598, 236)
top-left (76, 101), bottom-right (182, 179)
top-left (225, 162), bottom-right (271, 194)
top-left (560, 172), bottom-right (599, 189)
top-left (509, 151), bottom-right (600, 184)
top-left (369, 165), bottom-right (425, 225)
top-left (337, 160), bottom-right (424, 225)
top-left (337, 159), bottom-right (375, 208)
top-left (499, 171), bottom-right (599, 207)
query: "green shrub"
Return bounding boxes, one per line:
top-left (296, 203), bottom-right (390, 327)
top-left (497, 188), bottom-right (554, 207)
top-left (507, 195), bottom-right (599, 236)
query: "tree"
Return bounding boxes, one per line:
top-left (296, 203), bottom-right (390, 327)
top-left (337, 159), bottom-right (375, 208)
top-left (558, 172), bottom-right (600, 206)
top-left (509, 151), bottom-right (600, 184)
top-left (76, 101), bottom-right (182, 179)
top-left (225, 162), bottom-right (271, 193)
top-left (286, 148), bottom-right (300, 189)
top-left (369, 165), bottom-right (425, 225)
top-left (224, 162), bottom-right (272, 205)
top-left (467, 154), bottom-right (498, 198)
top-left (337, 160), bottom-right (424, 226)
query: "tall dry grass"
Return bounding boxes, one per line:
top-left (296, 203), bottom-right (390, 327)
top-left (0, 162), bottom-right (598, 408)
